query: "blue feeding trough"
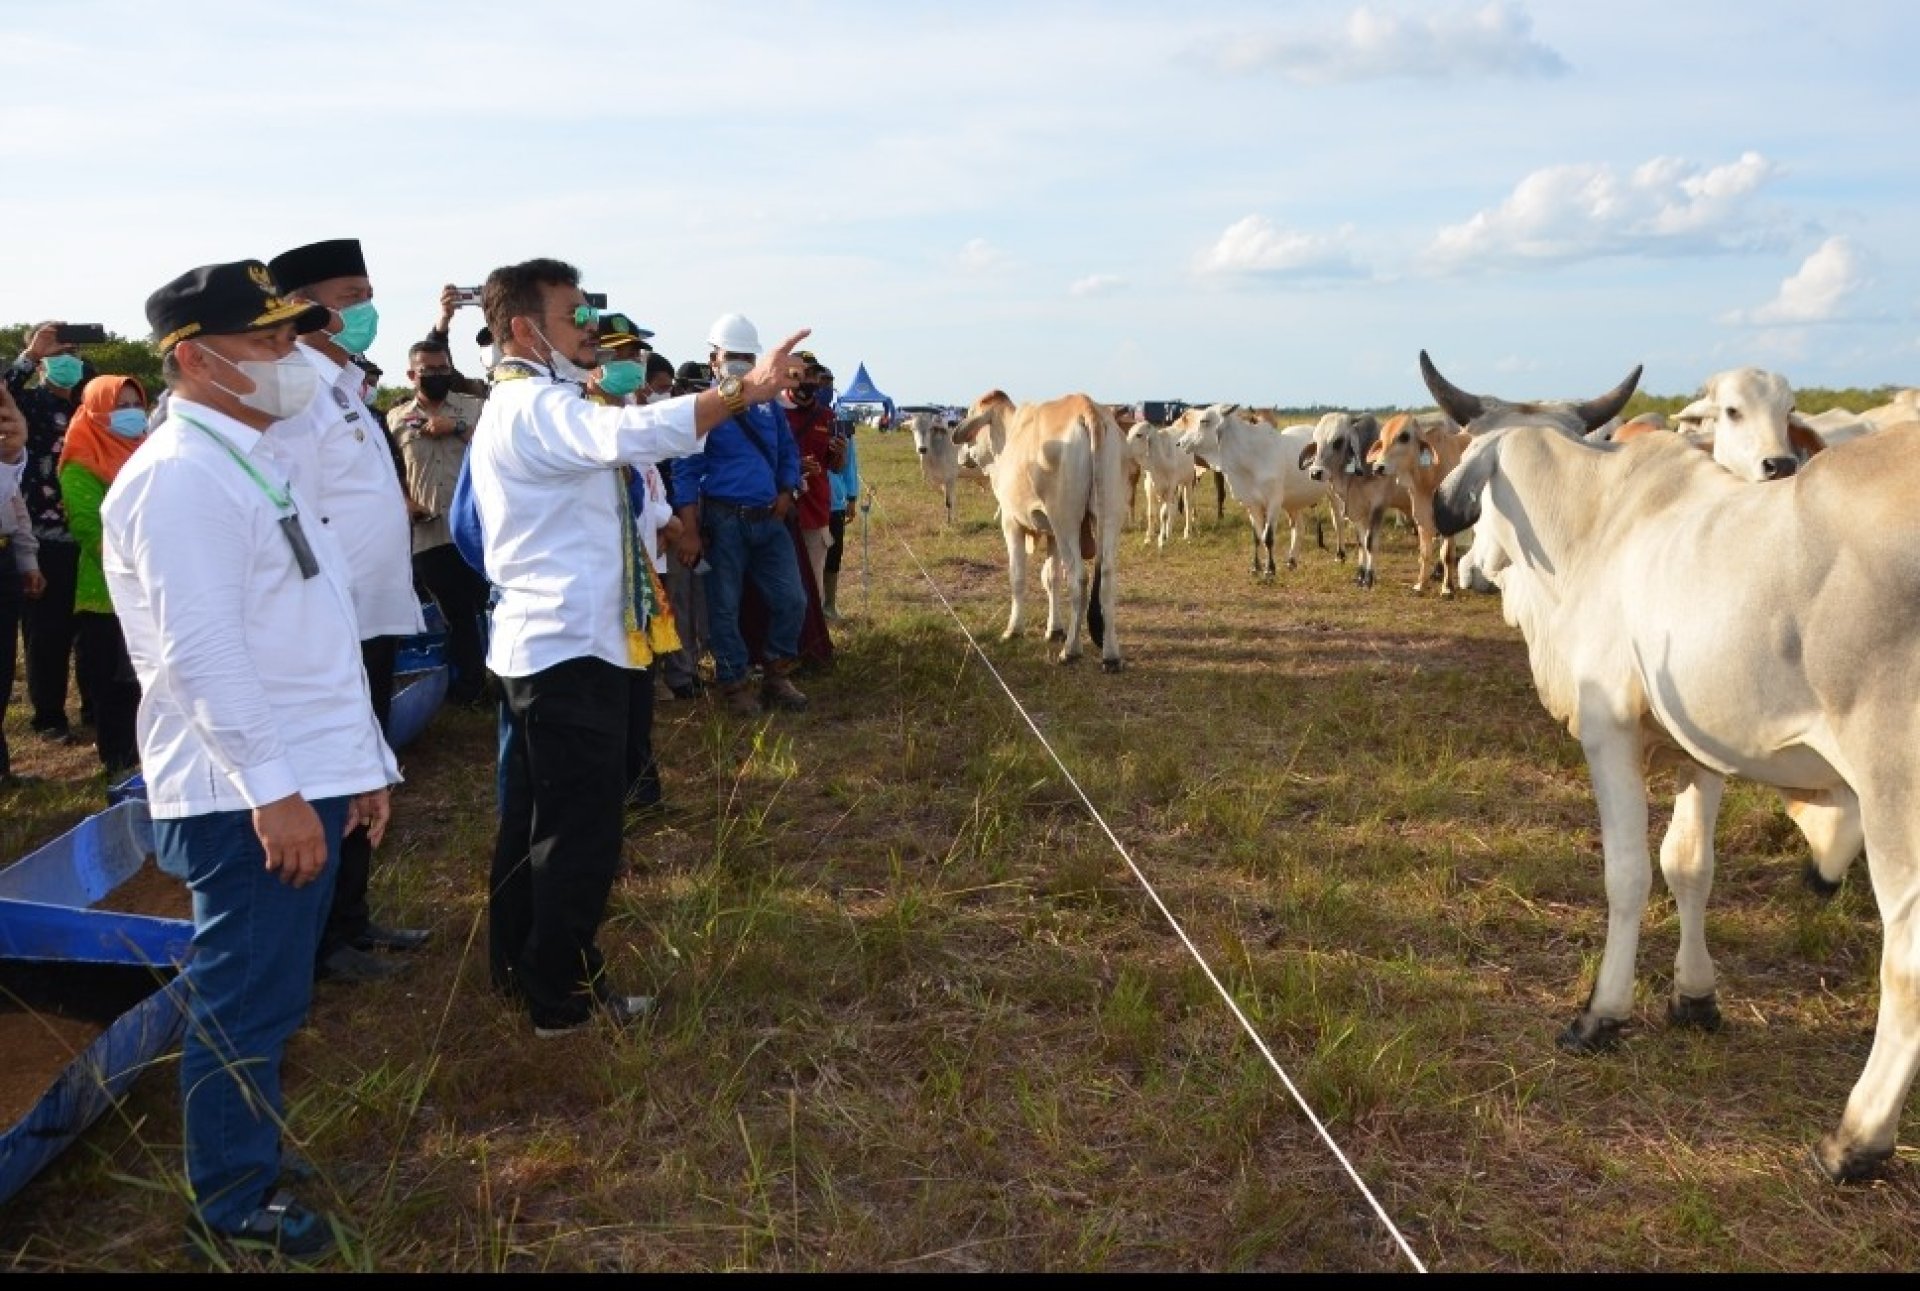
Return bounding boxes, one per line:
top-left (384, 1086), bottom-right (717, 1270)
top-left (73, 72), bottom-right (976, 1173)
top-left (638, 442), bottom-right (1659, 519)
top-left (0, 800), bottom-right (191, 1207)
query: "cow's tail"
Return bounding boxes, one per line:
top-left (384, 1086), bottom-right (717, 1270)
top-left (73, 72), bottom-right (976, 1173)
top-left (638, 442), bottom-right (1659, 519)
top-left (1087, 560), bottom-right (1105, 648)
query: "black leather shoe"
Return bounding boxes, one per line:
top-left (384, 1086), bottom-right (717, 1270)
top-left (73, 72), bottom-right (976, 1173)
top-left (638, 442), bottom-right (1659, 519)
top-left (352, 922), bottom-right (432, 953)
top-left (317, 944), bottom-right (407, 983)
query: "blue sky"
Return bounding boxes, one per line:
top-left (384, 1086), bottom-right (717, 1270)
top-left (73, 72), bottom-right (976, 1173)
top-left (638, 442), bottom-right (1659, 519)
top-left (4, 1), bottom-right (1915, 408)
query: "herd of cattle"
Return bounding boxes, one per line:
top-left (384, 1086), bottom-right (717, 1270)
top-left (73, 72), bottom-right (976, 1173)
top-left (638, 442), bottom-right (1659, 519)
top-left (901, 356), bottom-right (1920, 1184)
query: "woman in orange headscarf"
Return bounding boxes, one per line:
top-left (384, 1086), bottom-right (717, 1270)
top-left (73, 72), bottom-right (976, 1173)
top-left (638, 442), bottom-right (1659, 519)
top-left (58, 374), bottom-right (148, 776)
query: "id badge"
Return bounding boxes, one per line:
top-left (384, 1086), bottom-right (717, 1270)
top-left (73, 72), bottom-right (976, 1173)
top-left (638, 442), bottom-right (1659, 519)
top-left (280, 511), bottom-right (321, 579)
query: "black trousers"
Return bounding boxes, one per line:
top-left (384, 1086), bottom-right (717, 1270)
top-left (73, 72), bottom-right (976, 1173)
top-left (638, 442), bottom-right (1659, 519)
top-left (72, 611), bottom-right (139, 773)
top-left (825, 507), bottom-right (848, 575)
top-left (20, 537), bottom-right (79, 732)
top-left (0, 551), bottom-right (19, 776)
top-left (626, 666), bottom-right (659, 808)
top-left (413, 543), bottom-right (490, 703)
top-left (318, 635), bottom-right (397, 963)
top-left (490, 655), bottom-right (630, 1028)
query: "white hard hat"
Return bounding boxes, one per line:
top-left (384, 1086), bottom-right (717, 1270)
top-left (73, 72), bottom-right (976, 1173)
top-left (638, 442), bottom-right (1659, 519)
top-left (706, 312), bottom-right (762, 356)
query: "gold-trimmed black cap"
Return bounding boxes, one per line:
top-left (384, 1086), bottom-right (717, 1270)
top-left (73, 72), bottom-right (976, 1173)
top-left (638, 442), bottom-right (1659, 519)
top-left (267, 238), bottom-right (368, 293)
top-left (145, 260), bottom-right (330, 353)
top-left (597, 311), bottom-right (655, 352)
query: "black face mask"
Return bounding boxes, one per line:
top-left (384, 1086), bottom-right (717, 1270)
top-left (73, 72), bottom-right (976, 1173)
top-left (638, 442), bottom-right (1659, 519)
top-left (791, 385), bottom-right (815, 405)
top-left (419, 373), bottom-right (455, 401)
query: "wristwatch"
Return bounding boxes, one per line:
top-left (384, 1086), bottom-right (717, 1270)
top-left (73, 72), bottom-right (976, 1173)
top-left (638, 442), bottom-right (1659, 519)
top-left (717, 375), bottom-right (747, 416)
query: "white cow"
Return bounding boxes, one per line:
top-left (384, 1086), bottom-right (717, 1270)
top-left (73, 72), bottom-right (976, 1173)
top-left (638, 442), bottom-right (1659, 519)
top-left (1432, 422), bottom-right (1920, 1182)
top-left (1169, 404), bottom-right (1322, 578)
top-left (951, 390), bottom-right (1126, 671)
top-left (905, 408), bottom-right (987, 526)
top-left (1125, 420), bottom-right (1197, 549)
top-left (1671, 368), bottom-right (1830, 479)
top-left (1419, 351), bottom-right (1643, 593)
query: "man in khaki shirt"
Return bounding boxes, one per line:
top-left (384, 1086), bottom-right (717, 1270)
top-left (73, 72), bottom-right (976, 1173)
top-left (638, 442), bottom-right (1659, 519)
top-left (387, 338), bottom-right (489, 705)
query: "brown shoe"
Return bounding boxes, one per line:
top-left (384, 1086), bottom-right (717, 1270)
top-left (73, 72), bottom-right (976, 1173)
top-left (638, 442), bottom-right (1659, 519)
top-left (719, 677), bottom-right (763, 718)
top-left (761, 659), bottom-right (809, 712)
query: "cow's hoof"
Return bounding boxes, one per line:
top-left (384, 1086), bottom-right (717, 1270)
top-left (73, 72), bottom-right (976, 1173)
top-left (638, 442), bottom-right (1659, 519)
top-left (1802, 862), bottom-right (1844, 900)
top-left (1055, 651), bottom-right (1080, 666)
top-left (1668, 992), bottom-right (1722, 1031)
top-left (1556, 1013), bottom-right (1626, 1053)
top-left (1046, 628), bottom-right (1066, 644)
top-left (1336, 551), bottom-right (1347, 563)
top-left (1440, 587), bottom-right (1456, 600)
top-left (1812, 1133), bottom-right (1893, 1184)
top-left (1286, 558), bottom-right (1298, 570)
top-left (1101, 657), bottom-right (1123, 674)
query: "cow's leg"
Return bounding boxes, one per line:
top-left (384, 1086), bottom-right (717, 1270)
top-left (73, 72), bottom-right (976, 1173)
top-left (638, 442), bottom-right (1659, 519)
top-left (1246, 510), bottom-right (1264, 576)
top-left (1438, 534), bottom-right (1457, 599)
top-left (1332, 497), bottom-right (1349, 561)
top-left (1040, 538), bottom-right (1066, 644)
top-left (1561, 719), bottom-right (1652, 1053)
top-left (1180, 484), bottom-right (1193, 540)
top-left (1411, 523), bottom-right (1433, 593)
top-left (1355, 505), bottom-right (1381, 588)
top-left (1261, 520), bottom-right (1276, 579)
top-left (1214, 470), bottom-right (1226, 523)
top-left (1157, 491), bottom-right (1173, 550)
top-left (1659, 764), bottom-right (1725, 1031)
top-left (1783, 785), bottom-right (1865, 896)
top-left (1140, 476), bottom-right (1157, 546)
top-left (1094, 510), bottom-right (1121, 672)
top-left (1284, 505), bottom-right (1302, 570)
top-left (1001, 522), bottom-right (1029, 641)
top-left (1055, 531), bottom-right (1086, 664)
top-left (1816, 781), bottom-right (1920, 1182)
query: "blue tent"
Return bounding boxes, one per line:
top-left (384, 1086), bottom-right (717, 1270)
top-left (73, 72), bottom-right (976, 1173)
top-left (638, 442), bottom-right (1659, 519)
top-left (833, 362), bottom-right (896, 424)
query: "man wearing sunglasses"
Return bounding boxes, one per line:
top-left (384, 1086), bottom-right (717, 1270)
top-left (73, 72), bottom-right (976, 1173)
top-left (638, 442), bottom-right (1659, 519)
top-left (467, 257), bottom-right (807, 1037)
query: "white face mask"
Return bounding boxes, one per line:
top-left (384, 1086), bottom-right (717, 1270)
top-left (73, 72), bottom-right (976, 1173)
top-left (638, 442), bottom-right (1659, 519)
top-left (719, 358), bottom-right (753, 380)
top-left (202, 347), bottom-right (318, 421)
top-left (531, 322), bottom-right (593, 386)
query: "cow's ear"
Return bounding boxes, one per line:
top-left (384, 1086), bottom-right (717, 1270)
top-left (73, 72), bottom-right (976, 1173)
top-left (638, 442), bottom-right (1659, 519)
top-left (952, 413), bottom-right (988, 445)
top-left (1675, 396), bottom-right (1713, 424)
top-left (1219, 403), bottom-right (1241, 417)
top-left (1297, 443), bottom-right (1316, 470)
top-left (1787, 414), bottom-right (1828, 459)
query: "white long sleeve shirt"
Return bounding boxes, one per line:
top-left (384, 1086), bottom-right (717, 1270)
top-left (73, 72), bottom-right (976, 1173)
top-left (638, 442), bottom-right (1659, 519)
top-left (469, 365), bottom-right (701, 678)
top-left (102, 398), bottom-right (399, 820)
top-left (269, 344), bottom-right (424, 639)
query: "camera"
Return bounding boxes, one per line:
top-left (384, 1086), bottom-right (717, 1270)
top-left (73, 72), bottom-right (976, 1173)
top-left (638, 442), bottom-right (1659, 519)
top-left (54, 323), bottom-right (108, 345)
top-left (450, 287), bottom-right (483, 308)
top-left (584, 292), bottom-right (608, 309)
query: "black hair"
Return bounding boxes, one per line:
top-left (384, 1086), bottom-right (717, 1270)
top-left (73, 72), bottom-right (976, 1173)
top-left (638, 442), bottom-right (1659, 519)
top-left (408, 338), bottom-right (451, 364)
top-left (482, 258), bottom-right (580, 348)
top-left (645, 352), bottom-right (675, 382)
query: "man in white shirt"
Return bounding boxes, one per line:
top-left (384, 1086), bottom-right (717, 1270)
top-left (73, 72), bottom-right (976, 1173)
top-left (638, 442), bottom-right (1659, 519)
top-left (469, 256), bottom-right (807, 1036)
top-left (104, 259), bottom-right (399, 1262)
top-left (268, 238), bottom-right (432, 984)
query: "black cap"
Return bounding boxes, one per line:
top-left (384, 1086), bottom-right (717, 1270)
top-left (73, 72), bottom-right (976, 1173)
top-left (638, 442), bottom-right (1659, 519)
top-left (597, 311), bottom-right (655, 352)
top-left (145, 260), bottom-right (331, 354)
top-left (267, 238), bottom-right (369, 293)
top-left (673, 360), bottom-right (712, 391)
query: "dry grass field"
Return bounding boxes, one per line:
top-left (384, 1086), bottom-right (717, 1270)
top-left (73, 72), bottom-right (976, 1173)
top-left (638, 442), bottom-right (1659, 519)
top-left (3, 424), bottom-right (1918, 1271)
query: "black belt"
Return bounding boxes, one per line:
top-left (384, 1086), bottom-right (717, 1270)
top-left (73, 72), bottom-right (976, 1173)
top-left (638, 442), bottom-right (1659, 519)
top-left (704, 498), bottom-right (777, 522)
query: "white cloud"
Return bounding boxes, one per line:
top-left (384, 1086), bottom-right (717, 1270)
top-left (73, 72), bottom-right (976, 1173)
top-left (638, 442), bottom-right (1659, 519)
top-left (1492, 354), bottom-right (1542, 374)
top-left (956, 238), bottom-right (1011, 274)
top-left (1725, 236), bottom-right (1870, 325)
top-left (1424, 151), bottom-right (1787, 269)
top-left (1206, 2), bottom-right (1567, 84)
top-left (1069, 273), bottom-right (1126, 297)
top-left (1195, 216), bottom-right (1366, 279)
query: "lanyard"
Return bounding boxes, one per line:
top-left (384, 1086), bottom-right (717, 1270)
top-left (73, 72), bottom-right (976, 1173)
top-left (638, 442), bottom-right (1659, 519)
top-left (177, 415), bottom-right (294, 511)
top-left (177, 414), bottom-right (319, 578)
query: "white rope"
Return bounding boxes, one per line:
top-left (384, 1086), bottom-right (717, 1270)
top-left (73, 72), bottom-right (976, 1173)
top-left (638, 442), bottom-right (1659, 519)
top-left (868, 491), bottom-right (1429, 1274)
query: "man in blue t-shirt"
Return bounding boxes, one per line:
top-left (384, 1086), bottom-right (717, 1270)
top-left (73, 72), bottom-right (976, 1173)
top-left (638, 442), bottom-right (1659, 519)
top-left (667, 313), bottom-right (807, 719)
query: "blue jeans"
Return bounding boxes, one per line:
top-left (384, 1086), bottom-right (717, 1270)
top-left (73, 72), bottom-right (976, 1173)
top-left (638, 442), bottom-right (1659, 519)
top-left (702, 509), bottom-right (805, 684)
top-left (158, 797), bottom-right (346, 1233)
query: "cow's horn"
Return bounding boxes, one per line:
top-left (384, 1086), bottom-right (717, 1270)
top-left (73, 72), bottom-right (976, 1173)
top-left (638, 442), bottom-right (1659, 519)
top-left (1419, 350), bottom-right (1484, 427)
top-left (951, 412), bottom-right (990, 444)
top-left (1573, 364), bottom-right (1644, 432)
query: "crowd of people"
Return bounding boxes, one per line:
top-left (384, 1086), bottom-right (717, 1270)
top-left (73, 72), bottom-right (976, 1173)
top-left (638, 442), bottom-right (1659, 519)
top-left (0, 245), bottom-right (861, 1262)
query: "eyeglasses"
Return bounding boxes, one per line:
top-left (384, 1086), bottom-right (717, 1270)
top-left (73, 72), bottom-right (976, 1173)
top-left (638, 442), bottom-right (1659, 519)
top-left (570, 305), bottom-right (601, 329)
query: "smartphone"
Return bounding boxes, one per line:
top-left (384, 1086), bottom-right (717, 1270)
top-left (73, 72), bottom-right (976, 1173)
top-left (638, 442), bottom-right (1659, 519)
top-left (54, 323), bottom-right (108, 345)
top-left (451, 287), bottom-right (483, 307)
top-left (584, 292), bottom-right (608, 309)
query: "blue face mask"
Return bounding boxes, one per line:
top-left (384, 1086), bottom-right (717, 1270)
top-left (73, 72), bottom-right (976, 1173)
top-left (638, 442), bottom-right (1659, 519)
top-left (107, 407), bottom-right (149, 438)
top-left (330, 300), bottom-right (379, 356)
top-left (42, 354), bottom-right (83, 388)
top-left (597, 359), bottom-right (644, 398)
